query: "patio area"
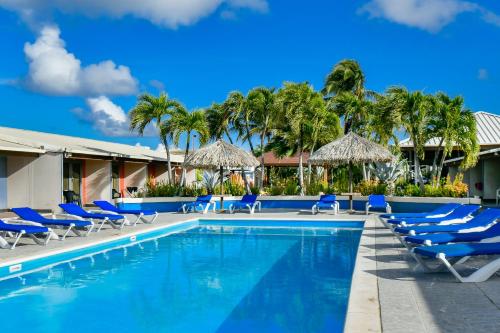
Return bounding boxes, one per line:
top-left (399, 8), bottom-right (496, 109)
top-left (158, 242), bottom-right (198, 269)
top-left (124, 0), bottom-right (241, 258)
top-left (1, 210), bottom-right (500, 333)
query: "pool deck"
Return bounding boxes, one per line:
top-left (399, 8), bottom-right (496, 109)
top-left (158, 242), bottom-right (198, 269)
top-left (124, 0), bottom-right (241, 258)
top-left (1, 210), bottom-right (500, 333)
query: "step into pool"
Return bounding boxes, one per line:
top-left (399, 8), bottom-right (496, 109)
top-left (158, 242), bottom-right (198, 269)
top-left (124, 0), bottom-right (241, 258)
top-left (0, 220), bottom-right (363, 333)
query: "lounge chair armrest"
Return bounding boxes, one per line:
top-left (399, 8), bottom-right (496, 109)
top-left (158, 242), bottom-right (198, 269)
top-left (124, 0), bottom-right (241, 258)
top-left (49, 213), bottom-right (87, 221)
top-left (88, 209), bottom-right (120, 215)
top-left (2, 218), bottom-right (46, 227)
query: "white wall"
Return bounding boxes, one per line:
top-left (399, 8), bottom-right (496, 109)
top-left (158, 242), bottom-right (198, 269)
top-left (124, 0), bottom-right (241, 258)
top-left (124, 162), bottom-right (147, 196)
top-left (483, 158), bottom-right (500, 200)
top-left (84, 160), bottom-right (111, 204)
top-left (7, 153), bottom-right (63, 210)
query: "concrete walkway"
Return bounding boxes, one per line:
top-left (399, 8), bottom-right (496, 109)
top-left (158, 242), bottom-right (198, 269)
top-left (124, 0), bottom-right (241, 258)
top-left (373, 218), bottom-right (500, 333)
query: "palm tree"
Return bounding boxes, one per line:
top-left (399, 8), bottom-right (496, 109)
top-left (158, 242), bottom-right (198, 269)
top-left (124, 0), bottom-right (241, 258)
top-left (368, 92), bottom-right (402, 147)
top-left (247, 87), bottom-right (277, 189)
top-left (274, 82), bottom-right (328, 195)
top-left (163, 108), bottom-right (209, 187)
top-left (323, 59), bottom-right (366, 134)
top-left (129, 92), bottom-right (183, 183)
top-left (429, 93), bottom-right (479, 181)
top-left (205, 102), bottom-right (234, 143)
top-left (386, 87), bottom-right (432, 189)
top-left (224, 91), bottom-right (256, 154)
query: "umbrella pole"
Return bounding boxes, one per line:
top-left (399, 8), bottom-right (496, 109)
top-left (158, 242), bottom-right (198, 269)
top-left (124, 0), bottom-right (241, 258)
top-left (349, 162), bottom-right (353, 212)
top-left (220, 165), bottom-right (224, 212)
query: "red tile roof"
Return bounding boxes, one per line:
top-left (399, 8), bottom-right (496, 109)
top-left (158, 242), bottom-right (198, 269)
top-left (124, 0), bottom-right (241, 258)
top-left (262, 151), bottom-right (310, 167)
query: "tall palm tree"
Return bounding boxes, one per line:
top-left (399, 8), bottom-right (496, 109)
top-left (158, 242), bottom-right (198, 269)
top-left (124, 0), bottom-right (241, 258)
top-left (225, 91), bottom-right (256, 154)
top-left (247, 87), bottom-right (277, 189)
top-left (129, 92), bottom-right (183, 183)
top-left (205, 102), bottom-right (234, 143)
top-left (368, 92), bottom-right (402, 147)
top-left (429, 93), bottom-right (479, 181)
top-left (386, 87), bottom-right (432, 189)
top-left (323, 59), bottom-right (366, 134)
top-left (163, 108), bottom-right (209, 186)
top-left (274, 82), bottom-right (328, 195)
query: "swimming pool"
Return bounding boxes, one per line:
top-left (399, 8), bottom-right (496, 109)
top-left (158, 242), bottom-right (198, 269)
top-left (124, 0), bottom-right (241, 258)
top-left (0, 220), bottom-right (363, 333)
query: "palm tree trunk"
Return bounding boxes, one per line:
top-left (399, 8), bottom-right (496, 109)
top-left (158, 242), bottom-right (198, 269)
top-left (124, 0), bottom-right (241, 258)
top-left (161, 136), bottom-right (173, 184)
top-left (413, 148), bottom-right (424, 190)
top-left (436, 148), bottom-right (448, 182)
top-left (259, 133), bottom-right (265, 189)
top-left (179, 133), bottom-right (191, 187)
top-left (298, 135), bottom-right (304, 196)
top-left (224, 129), bottom-right (234, 144)
top-left (245, 123), bottom-right (256, 155)
top-left (431, 138), bottom-right (444, 183)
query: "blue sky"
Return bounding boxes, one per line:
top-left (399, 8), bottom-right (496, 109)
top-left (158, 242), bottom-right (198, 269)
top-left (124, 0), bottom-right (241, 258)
top-left (0, 0), bottom-right (499, 151)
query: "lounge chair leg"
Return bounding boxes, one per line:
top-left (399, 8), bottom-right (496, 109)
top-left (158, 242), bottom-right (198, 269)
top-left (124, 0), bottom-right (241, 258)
top-left (10, 232), bottom-right (24, 249)
top-left (97, 218), bottom-right (107, 232)
top-left (85, 222), bottom-right (94, 236)
top-left (61, 225), bottom-right (74, 241)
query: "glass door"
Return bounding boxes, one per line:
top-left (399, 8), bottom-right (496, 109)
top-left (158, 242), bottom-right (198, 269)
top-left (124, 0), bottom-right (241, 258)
top-left (63, 160), bottom-right (82, 203)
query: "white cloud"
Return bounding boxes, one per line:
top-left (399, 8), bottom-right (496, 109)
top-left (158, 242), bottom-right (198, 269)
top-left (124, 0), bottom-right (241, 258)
top-left (478, 68), bottom-right (488, 80)
top-left (72, 96), bottom-right (130, 136)
top-left (149, 79), bottom-right (165, 91)
top-left (23, 25), bottom-right (137, 96)
top-left (360, 0), bottom-right (500, 32)
top-left (0, 0), bottom-right (269, 29)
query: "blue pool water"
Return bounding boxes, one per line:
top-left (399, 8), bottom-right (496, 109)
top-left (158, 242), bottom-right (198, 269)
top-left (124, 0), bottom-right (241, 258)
top-left (0, 221), bottom-right (362, 333)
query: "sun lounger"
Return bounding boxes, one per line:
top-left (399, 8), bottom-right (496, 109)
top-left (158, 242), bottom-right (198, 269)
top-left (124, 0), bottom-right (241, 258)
top-left (59, 203), bottom-right (127, 232)
top-left (12, 207), bottom-right (94, 240)
top-left (387, 204), bottom-right (480, 227)
top-left (93, 200), bottom-right (158, 225)
top-left (405, 210), bottom-right (500, 246)
top-left (0, 219), bottom-right (53, 249)
top-left (393, 207), bottom-right (492, 236)
top-left (181, 195), bottom-right (214, 214)
top-left (366, 194), bottom-right (391, 214)
top-left (312, 194), bottom-right (339, 215)
top-left (380, 203), bottom-right (461, 220)
top-left (229, 195), bottom-right (261, 214)
top-left (412, 242), bottom-right (500, 282)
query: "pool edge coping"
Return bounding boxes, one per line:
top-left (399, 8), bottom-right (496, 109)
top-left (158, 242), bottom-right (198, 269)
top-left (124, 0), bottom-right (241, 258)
top-left (344, 215), bottom-right (382, 333)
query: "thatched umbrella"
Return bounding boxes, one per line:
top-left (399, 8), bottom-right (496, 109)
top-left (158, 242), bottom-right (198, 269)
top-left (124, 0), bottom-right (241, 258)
top-left (183, 139), bottom-right (259, 210)
top-left (309, 132), bottom-right (395, 211)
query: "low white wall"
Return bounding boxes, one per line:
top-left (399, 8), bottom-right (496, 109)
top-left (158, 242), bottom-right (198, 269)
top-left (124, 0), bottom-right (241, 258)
top-left (118, 195), bottom-right (481, 205)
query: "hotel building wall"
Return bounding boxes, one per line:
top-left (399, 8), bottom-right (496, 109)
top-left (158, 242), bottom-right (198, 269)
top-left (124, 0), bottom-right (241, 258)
top-left (83, 160), bottom-right (112, 204)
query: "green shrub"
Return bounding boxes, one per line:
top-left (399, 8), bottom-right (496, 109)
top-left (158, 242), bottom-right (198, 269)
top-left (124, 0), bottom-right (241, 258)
top-left (269, 185), bottom-right (284, 196)
top-left (403, 184), bottom-right (421, 197)
top-left (250, 186), bottom-right (260, 195)
top-left (354, 180), bottom-right (387, 195)
top-left (283, 180), bottom-right (299, 195)
top-left (145, 179), bottom-right (180, 197)
top-left (305, 181), bottom-right (327, 195)
top-left (182, 185), bottom-right (207, 197)
top-left (227, 182), bottom-right (246, 196)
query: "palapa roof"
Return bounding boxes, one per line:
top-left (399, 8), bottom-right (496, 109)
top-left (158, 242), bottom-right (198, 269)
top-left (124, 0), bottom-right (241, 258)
top-left (183, 140), bottom-right (259, 169)
top-left (309, 132), bottom-right (395, 166)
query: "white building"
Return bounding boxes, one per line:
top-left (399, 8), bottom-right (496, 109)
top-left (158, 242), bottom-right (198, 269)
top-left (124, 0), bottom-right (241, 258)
top-left (0, 126), bottom-right (192, 211)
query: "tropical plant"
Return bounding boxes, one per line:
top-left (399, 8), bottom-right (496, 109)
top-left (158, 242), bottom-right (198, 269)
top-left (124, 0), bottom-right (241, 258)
top-left (428, 93), bottom-right (479, 181)
top-left (369, 159), bottom-right (408, 195)
top-left (225, 91), bottom-right (256, 154)
top-left (205, 102), bottom-right (234, 143)
top-left (386, 87), bottom-right (432, 190)
top-left (199, 170), bottom-right (227, 194)
top-left (162, 108), bottom-right (209, 186)
top-left (323, 59), bottom-right (366, 134)
top-left (129, 92), bottom-right (183, 183)
top-left (247, 87), bottom-right (278, 190)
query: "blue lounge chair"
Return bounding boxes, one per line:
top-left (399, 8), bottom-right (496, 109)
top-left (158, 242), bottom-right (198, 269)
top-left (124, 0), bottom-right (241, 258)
top-left (312, 194), bottom-right (339, 215)
top-left (393, 206), bottom-right (489, 236)
top-left (388, 204), bottom-right (480, 227)
top-left (412, 242), bottom-right (500, 282)
top-left (93, 200), bottom-right (158, 225)
top-left (12, 207), bottom-right (94, 240)
top-left (181, 195), bottom-right (214, 214)
top-left (380, 203), bottom-right (461, 220)
top-left (404, 209), bottom-right (500, 245)
top-left (0, 219), bottom-right (53, 249)
top-left (366, 194), bottom-right (391, 215)
top-left (59, 203), bottom-right (127, 232)
top-left (229, 195), bottom-right (261, 214)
